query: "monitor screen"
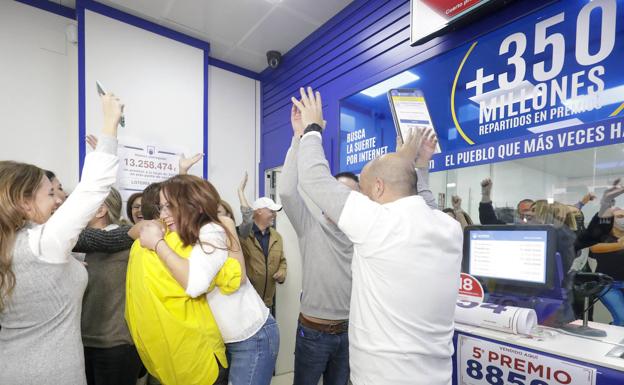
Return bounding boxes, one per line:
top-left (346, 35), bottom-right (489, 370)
top-left (468, 229), bottom-right (548, 284)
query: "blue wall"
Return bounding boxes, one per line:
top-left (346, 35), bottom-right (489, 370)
top-left (258, 0), bottom-right (549, 192)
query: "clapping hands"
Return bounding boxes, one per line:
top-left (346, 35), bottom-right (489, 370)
top-left (291, 87), bottom-right (326, 132)
top-left (396, 127), bottom-right (438, 168)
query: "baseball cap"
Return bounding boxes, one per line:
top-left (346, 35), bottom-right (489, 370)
top-left (252, 197), bottom-right (282, 211)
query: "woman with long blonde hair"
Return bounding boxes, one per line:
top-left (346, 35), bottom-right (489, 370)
top-left (0, 94), bottom-right (123, 385)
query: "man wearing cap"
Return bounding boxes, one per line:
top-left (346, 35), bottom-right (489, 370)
top-left (239, 196), bottom-right (288, 309)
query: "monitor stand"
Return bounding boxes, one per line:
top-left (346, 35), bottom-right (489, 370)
top-left (562, 297), bottom-right (607, 337)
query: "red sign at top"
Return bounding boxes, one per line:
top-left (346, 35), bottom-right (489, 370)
top-left (421, 0), bottom-right (486, 19)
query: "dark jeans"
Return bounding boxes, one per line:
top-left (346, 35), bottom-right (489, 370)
top-left (293, 322), bottom-right (349, 385)
top-left (84, 344), bottom-right (143, 385)
top-left (141, 354), bottom-right (227, 385)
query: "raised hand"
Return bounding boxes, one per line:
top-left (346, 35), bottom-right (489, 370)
top-left (291, 103), bottom-right (305, 137)
top-left (179, 153), bottom-right (203, 175)
top-left (290, 87), bottom-right (324, 130)
top-left (86, 134), bottom-right (98, 150)
top-left (600, 178), bottom-right (624, 217)
top-left (396, 127), bottom-right (426, 164)
top-left (395, 134), bottom-right (404, 152)
top-left (239, 172), bottom-right (248, 192)
top-left (415, 128), bottom-right (437, 168)
top-left (238, 171), bottom-right (251, 208)
top-left (481, 178), bottom-right (493, 202)
top-left (101, 93), bottom-right (124, 136)
top-left (452, 195), bottom-right (462, 211)
top-left (581, 192), bottom-right (597, 205)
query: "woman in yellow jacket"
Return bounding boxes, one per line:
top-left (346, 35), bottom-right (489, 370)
top-left (125, 180), bottom-right (241, 385)
top-left (138, 175), bottom-right (279, 385)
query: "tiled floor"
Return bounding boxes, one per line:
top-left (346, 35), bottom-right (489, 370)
top-left (270, 372), bottom-right (294, 385)
top-left (270, 373), bottom-right (336, 385)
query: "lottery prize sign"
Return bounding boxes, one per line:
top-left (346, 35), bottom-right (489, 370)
top-left (456, 334), bottom-right (596, 385)
top-left (116, 141), bottom-right (180, 201)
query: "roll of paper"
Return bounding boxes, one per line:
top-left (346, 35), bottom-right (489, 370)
top-left (455, 300), bottom-right (538, 335)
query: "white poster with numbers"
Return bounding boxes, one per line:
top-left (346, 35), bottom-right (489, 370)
top-left (457, 334), bottom-right (596, 385)
top-left (116, 140), bottom-right (182, 201)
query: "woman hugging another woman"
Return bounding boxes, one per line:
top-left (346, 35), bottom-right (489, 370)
top-left (143, 175), bottom-right (279, 385)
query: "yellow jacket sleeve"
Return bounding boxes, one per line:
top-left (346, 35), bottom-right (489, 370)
top-left (208, 257), bottom-right (242, 295)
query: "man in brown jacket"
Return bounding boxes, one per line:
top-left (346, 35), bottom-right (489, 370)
top-left (240, 197), bottom-right (287, 309)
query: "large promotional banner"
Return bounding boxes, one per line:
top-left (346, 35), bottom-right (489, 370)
top-left (340, 0), bottom-right (624, 173)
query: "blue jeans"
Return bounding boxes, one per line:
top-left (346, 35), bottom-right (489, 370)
top-left (293, 322), bottom-right (350, 385)
top-left (226, 314), bottom-right (279, 385)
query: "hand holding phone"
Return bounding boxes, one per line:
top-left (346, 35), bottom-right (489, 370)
top-left (96, 81), bottom-right (125, 127)
top-left (388, 88), bottom-right (440, 154)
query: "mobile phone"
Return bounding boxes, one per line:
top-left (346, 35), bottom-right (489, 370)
top-left (96, 80), bottom-right (106, 97)
top-left (387, 88), bottom-right (440, 152)
top-left (95, 80), bottom-right (125, 127)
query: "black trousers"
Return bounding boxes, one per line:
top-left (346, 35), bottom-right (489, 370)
top-left (84, 344), bottom-right (143, 385)
top-left (214, 355), bottom-right (229, 385)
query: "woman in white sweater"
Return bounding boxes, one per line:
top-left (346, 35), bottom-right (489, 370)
top-left (140, 174), bottom-right (279, 385)
top-left (0, 94), bottom-right (123, 385)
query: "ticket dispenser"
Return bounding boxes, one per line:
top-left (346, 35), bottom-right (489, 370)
top-left (461, 225), bottom-right (569, 326)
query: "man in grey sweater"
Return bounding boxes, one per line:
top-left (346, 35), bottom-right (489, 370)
top-left (279, 104), bottom-right (356, 385)
top-left (280, 101), bottom-right (439, 385)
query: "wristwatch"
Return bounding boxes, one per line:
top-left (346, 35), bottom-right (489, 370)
top-left (303, 123), bottom-right (323, 135)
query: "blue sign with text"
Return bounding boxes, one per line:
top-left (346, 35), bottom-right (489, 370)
top-left (339, 0), bottom-right (624, 173)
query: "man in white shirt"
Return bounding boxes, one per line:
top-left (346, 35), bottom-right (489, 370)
top-left (291, 87), bottom-right (463, 385)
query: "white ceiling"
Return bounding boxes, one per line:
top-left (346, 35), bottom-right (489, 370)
top-left (49, 0), bottom-right (352, 73)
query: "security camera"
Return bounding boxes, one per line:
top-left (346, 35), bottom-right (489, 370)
top-left (266, 51), bottom-right (282, 69)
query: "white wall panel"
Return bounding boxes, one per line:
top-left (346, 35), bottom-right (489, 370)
top-left (84, 9), bottom-right (205, 183)
top-left (207, 65), bottom-right (258, 223)
top-left (0, 1), bottom-right (78, 187)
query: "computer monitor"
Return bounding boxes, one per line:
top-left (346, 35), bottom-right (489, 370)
top-left (463, 225), bottom-right (559, 292)
top-left (463, 225), bottom-right (571, 325)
